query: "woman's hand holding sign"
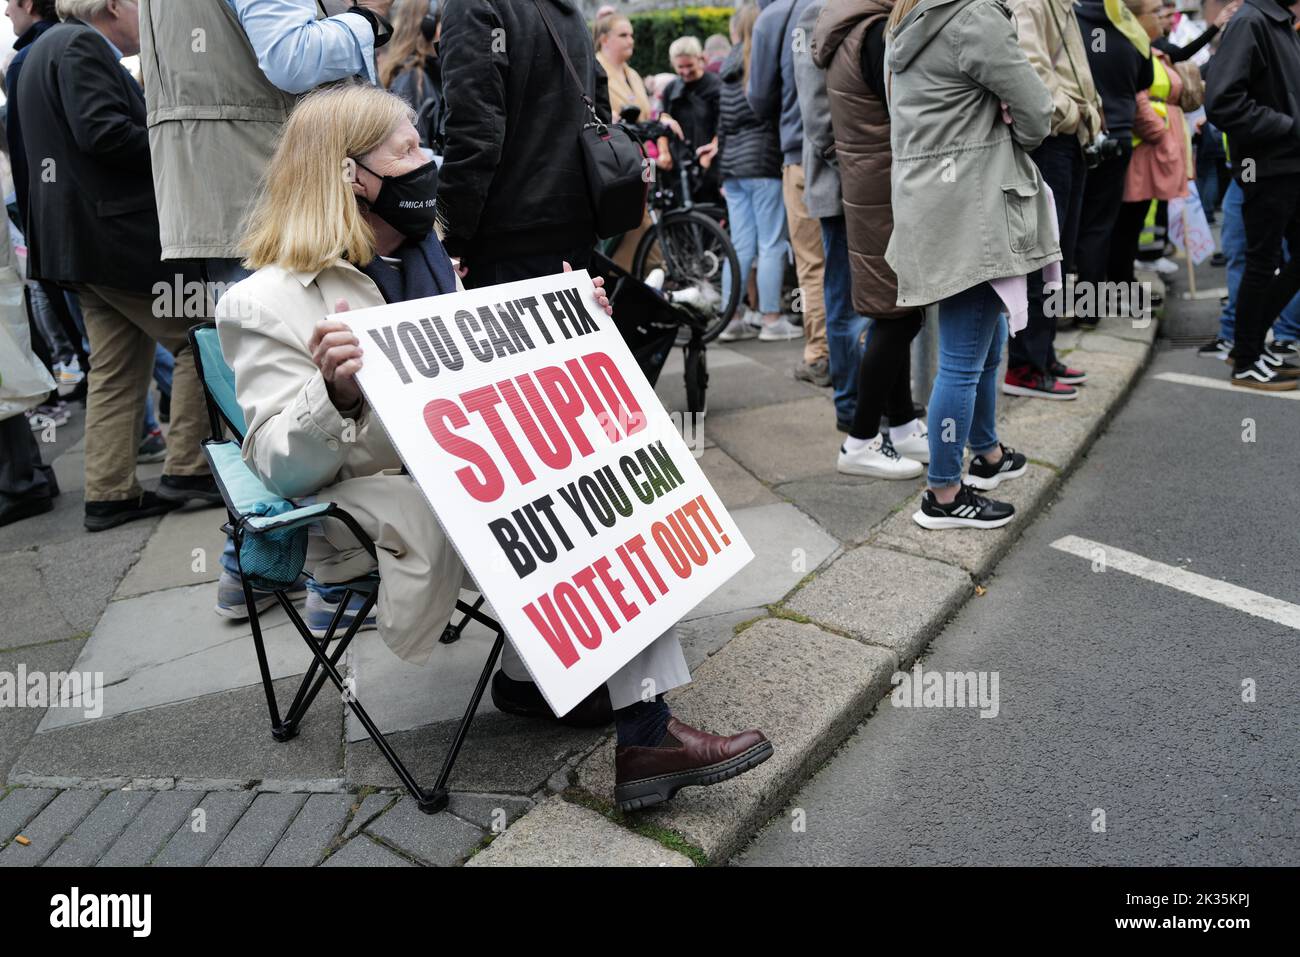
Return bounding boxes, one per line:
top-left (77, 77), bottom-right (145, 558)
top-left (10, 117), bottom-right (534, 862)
top-left (311, 299), bottom-right (365, 411)
top-left (563, 261), bottom-right (612, 316)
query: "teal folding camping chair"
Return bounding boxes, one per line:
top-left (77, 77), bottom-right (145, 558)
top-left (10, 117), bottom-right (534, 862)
top-left (188, 322), bottom-right (501, 813)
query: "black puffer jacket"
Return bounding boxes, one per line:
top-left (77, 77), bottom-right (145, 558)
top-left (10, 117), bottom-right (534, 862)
top-left (438, 0), bottom-right (596, 263)
top-left (1205, 0), bottom-right (1300, 181)
top-left (717, 45), bottom-right (782, 180)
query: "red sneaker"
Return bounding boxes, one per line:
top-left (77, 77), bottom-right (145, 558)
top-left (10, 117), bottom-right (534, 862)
top-left (1048, 359), bottom-right (1087, 385)
top-left (1002, 365), bottom-right (1078, 400)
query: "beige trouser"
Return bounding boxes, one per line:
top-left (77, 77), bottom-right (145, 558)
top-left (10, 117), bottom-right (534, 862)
top-left (309, 472), bottom-right (692, 709)
top-left (781, 164), bottom-right (828, 365)
top-left (76, 284), bottom-right (209, 502)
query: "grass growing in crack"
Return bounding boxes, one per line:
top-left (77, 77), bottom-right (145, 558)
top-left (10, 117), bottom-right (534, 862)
top-left (731, 613), bottom-right (769, 636)
top-left (561, 788), bottom-right (708, 866)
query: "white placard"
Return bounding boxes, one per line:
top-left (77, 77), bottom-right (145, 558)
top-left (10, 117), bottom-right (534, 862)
top-left (337, 269), bottom-right (752, 716)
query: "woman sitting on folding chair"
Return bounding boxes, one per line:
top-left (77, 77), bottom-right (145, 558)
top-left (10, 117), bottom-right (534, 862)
top-left (215, 83), bottom-right (771, 812)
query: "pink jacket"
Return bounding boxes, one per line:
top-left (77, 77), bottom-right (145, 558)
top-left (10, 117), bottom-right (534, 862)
top-left (1124, 51), bottom-right (1192, 203)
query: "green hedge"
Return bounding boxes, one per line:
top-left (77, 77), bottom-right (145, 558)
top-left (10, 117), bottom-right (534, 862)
top-left (623, 6), bottom-right (735, 78)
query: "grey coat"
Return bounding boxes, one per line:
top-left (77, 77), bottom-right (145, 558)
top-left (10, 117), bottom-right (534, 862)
top-left (884, 0), bottom-right (1060, 307)
top-left (793, 0), bottom-right (844, 219)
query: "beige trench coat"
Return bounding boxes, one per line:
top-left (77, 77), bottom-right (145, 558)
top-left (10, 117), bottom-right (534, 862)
top-left (215, 260), bottom-right (468, 664)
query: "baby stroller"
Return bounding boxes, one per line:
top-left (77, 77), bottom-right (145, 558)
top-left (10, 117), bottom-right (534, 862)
top-left (589, 249), bottom-right (709, 423)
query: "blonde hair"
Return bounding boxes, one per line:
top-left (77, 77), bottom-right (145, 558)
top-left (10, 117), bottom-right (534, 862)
top-left (886, 0), bottom-right (918, 33)
top-left (593, 13), bottom-right (630, 52)
top-left (240, 84), bottom-right (414, 274)
top-left (378, 0), bottom-right (438, 89)
top-left (731, 3), bottom-right (760, 85)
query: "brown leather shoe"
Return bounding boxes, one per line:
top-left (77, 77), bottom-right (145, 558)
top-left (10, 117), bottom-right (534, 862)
top-left (614, 717), bottom-right (773, 812)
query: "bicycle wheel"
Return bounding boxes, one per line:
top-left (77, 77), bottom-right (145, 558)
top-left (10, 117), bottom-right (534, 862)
top-left (633, 210), bottom-right (740, 343)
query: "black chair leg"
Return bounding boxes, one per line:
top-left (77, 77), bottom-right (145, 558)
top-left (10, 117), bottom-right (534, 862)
top-left (278, 589), bottom-right (373, 733)
top-left (426, 625), bottom-right (505, 811)
top-left (439, 594), bottom-right (485, 644)
top-left (237, 553), bottom-right (289, 738)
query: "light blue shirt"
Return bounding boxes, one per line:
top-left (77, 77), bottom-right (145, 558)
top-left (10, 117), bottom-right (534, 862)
top-left (226, 0), bottom-right (376, 94)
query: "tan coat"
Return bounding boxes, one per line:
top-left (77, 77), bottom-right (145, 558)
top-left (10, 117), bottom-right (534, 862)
top-left (1008, 0), bottom-right (1102, 144)
top-left (215, 261), bottom-right (468, 664)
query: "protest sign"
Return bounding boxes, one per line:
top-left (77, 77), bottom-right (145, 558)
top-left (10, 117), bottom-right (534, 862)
top-left (336, 270), bottom-right (753, 716)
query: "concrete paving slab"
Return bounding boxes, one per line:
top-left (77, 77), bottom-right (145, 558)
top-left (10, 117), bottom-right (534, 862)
top-left (322, 834), bottom-right (413, 866)
top-left (708, 398), bottom-right (844, 485)
top-left (468, 795), bottom-right (692, 866)
top-left (37, 527), bottom-right (157, 636)
top-left (658, 340), bottom-right (826, 417)
top-left (1073, 333), bottom-right (1151, 359)
top-left (13, 675), bottom-right (343, 785)
top-left (153, 791), bottom-right (255, 866)
top-left (0, 639), bottom-right (85, 780)
top-left (685, 502), bottom-right (838, 619)
top-left (50, 449), bottom-right (84, 494)
top-left (97, 790), bottom-right (202, 866)
top-left (115, 507), bottom-right (228, 598)
top-left (206, 792), bottom-right (307, 866)
top-left (345, 710), bottom-right (603, 794)
top-left (0, 556), bottom-right (76, 649)
top-left (344, 792), bottom-right (398, 838)
top-left (787, 546), bottom-right (973, 663)
top-left (670, 606), bottom-right (764, 671)
top-left (264, 793), bottom-right (353, 866)
top-left (0, 788), bottom-right (103, 866)
top-left (870, 464), bottom-right (1058, 579)
top-left (445, 792), bottom-right (533, 832)
top-left (777, 473), bottom-right (922, 544)
top-left (42, 789), bottom-right (154, 866)
top-left (0, 787), bottom-right (58, 843)
top-left (364, 796), bottom-right (485, 866)
top-left (575, 619), bottom-right (896, 861)
top-left (696, 446), bottom-right (779, 511)
top-left (344, 602), bottom-right (504, 743)
top-left (37, 583), bottom-right (319, 732)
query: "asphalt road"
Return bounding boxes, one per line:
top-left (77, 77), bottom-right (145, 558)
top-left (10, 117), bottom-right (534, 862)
top-left (735, 344), bottom-right (1299, 866)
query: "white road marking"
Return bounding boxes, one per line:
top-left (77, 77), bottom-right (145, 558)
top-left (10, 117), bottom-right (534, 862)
top-left (1050, 535), bottom-right (1300, 631)
top-left (1153, 371), bottom-right (1300, 401)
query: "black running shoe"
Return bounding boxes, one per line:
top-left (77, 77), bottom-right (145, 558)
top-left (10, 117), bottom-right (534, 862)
top-left (965, 443), bottom-right (1028, 490)
top-left (1268, 340), bottom-right (1299, 359)
top-left (1197, 337), bottom-right (1232, 360)
top-left (913, 485), bottom-right (1015, 530)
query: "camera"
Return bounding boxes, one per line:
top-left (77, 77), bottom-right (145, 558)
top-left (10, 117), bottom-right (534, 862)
top-left (1083, 134), bottom-right (1123, 169)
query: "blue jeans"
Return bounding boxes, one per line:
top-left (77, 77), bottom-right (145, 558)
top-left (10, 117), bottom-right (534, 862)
top-left (927, 282), bottom-right (1007, 487)
top-left (820, 215), bottom-right (870, 425)
top-left (722, 177), bottom-right (787, 314)
top-left (1218, 180), bottom-right (1300, 343)
top-left (142, 344), bottom-right (175, 435)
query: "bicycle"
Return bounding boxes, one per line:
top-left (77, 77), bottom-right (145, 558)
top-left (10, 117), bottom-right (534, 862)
top-left (631, 138), bottom-right (741, 344)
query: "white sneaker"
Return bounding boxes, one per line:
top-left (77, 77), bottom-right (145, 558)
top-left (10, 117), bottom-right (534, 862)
top-left (717, 316), bottom-right (759, 341)
top-left (890, 423), bottom-right (930, 464)
top-left (758, 315), bottom-right (803, 341)
top-left (669, 286), bottom-right (711, 309)
top-left (1137, 256), bottom-right (1179, 276)
top-left (837, 435), bottom-right (925, 479)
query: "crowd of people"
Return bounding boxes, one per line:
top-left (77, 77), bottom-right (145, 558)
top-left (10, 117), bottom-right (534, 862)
top-left (0, 0), bottom-right (1296, 809)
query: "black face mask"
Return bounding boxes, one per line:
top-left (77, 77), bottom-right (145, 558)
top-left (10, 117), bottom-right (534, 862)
top-left (354, 156), bottom-right (440, 240)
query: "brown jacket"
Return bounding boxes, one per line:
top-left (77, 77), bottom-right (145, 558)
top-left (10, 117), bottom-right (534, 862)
top-left (811, 0), bottom-right (911, 318)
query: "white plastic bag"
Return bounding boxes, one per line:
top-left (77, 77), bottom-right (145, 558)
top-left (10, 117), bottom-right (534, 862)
top-left (0, 236), bottom-right (55, 421)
